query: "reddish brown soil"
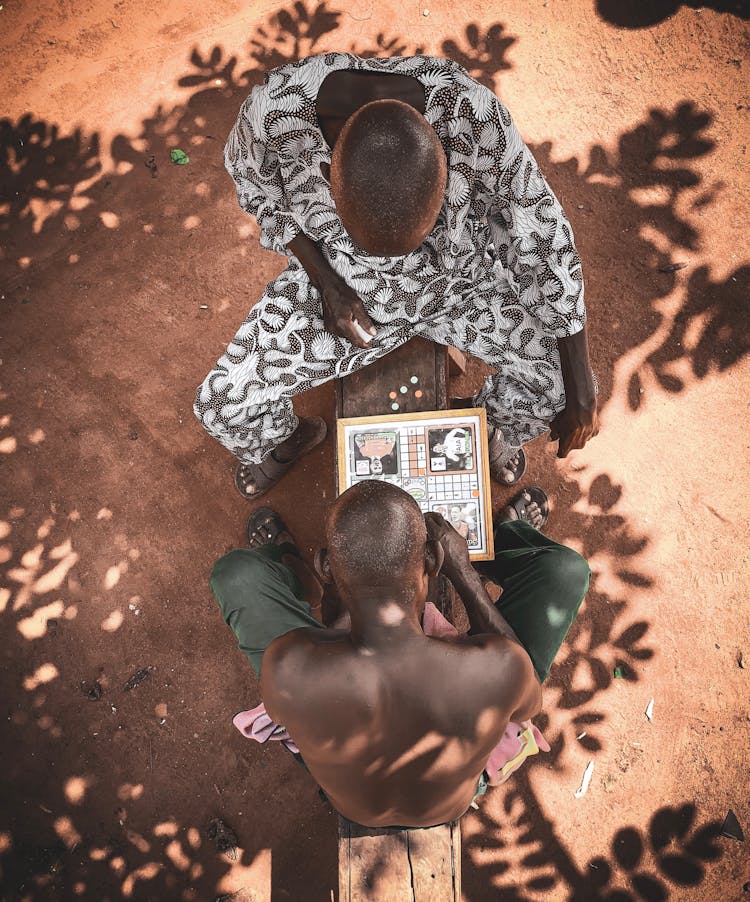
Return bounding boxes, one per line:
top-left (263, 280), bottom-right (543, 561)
top-left (1, 1), bottom-right (748, 899)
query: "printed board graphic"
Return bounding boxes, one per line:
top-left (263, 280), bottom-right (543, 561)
top-left (337, 409), bottom-right (494, 560)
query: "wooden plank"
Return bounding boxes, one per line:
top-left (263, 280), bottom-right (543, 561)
top-left (406, 822), bottom-right (460, 900)
top-left (447, 346), bottom-right (467, 377)
top-left (338, 817), bottom-right (461, 902)
top-left (336, 338), bottom-right (448, 419)
top-left (339, 818), bottom-right (412, 902)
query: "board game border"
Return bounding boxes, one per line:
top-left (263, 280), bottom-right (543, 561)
top-left (336, 408), bottom-right (495, 562)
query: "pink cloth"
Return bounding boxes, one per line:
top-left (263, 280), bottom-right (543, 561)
top-left (233, 703), bottom-right (299, 755)
top-left (233, 602), bottom-right (548, 784)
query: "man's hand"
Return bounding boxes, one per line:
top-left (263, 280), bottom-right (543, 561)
top-left (320, 274), bottom-right (377, 349)
top-left (424, 512), bottom-right (471, 582)
top-left (553, 327), bottom-right (599, 458)
top-left (549, 393), bottom-right (599, 458)
top-left (286, 233), bottom-right (377, 349)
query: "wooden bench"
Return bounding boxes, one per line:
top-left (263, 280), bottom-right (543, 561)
top-left (335, 337), bottom-right (463, 901)
top-left (338, 817), bottom-right (461, 902)
top-left (335, 336), bottom-right (450, 419)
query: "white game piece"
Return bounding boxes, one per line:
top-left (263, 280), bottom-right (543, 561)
top-left (352, 319), bottom-right (374, 344)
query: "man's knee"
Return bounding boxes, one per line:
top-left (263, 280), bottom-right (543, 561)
top-left (548, 546), bottom-right (591, 604)
top-left (210, 549), bottom-right (269, 615)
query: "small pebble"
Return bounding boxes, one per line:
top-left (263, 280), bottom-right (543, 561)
top-left (199, 304), bottom-right (208, 310)
top-left (410, 376), bottom-right (419, 384)
top-left (391, 402), bottom-right (399, 411)
top-left (400, 386), bottom-right (408, 394)
top-left (423, 8), bottom-right (429, 15)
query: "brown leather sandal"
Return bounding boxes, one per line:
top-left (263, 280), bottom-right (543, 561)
top-left (234, 417), bottom-right (327, 500)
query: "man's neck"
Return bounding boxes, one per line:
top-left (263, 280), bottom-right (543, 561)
top-left (345, 586), bottom-right (425, 650)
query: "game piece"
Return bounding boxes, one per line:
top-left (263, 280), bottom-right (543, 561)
top-left (400, 386), bottom-right (408, 394)
top-left (337, 408), bottom-right (494, 560)
top-left (352, 319), bottom-right (375, 344)
top-left (410, 376), bottom-right (419, 384)
top-left (415, 390), bottom-right (423, 399)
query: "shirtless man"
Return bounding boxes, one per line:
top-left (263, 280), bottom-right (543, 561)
top-left (195, 55), bottom-right (598, 499)
top-left (210, 482), bottom-right (589, 827)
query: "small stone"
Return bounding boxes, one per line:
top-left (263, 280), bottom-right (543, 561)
top-left (83, 680), bottom-right (102, 701)
top-left (423, 7), bottom-right (429, 14)
top-left (199, 304), bottom-right (208, 310)
top-left (129, 431), bottom-right (138, 441)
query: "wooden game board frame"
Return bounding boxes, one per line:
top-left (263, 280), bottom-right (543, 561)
top-left (337, 408), bottom-right (495, 561)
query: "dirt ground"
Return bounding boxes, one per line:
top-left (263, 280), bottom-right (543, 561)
top-left (1, 0), bottom-right (749, 899)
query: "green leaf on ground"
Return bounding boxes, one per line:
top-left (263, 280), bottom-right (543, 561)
top-left (170, 149), bottom-right (190, 165)
top-left (613, 666), bottom-right (625, 679)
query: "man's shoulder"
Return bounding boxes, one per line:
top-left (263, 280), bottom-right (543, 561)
top-left (261, 625), bottom-right (358, 686)
top-left (447, 634), bottom-right (535, 689)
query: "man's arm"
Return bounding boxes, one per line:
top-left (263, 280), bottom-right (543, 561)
top-left (226, 91), bottom-right (376, 349)
top-left (287, 234), bottom-right (376, 349)
top-left (474, 86), bottom-right (598, 454)
top-left (449, 561), bottom-right (521, 643)
top-left (425, 512), bottom-right (542, 720)
top-left (551, 325), bottom-right (599, 458)
top-left (452, 568), bottom-right (542, 721)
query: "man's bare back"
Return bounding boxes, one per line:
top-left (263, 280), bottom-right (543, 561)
top-left (260, 487), bottom-right (540, 828)
top-left (210, 481), bottom-right (590, 827)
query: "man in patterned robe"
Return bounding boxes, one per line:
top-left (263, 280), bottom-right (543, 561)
top-left (194, 54), bottom-right (598, 498)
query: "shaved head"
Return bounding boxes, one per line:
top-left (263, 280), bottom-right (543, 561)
top-left (327, 481), bottom-right (426, 586)
top-left (331, 99), bottom-right (447, 256)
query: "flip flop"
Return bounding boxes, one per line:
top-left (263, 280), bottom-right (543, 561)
top-left (246, 507), bottom-right (300, 555)
top-left (488, 431), bottom-right (527, 487)
top-left (234, 417), bottom-right (327, 501)
top-left (497, 487), bottom-right (550, 532)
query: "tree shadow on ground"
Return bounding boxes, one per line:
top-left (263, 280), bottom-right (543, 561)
top-left (595, 0), bottom-right (750, 28)
top-left (0, 3), bottom-right (744, 899)
top-left (466, 794), bottom-right (725, 901)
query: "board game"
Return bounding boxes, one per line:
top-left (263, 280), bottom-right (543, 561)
top-left (337, 408), bottom-right (494, 561)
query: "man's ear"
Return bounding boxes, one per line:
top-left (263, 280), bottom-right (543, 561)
top-left (425, 539), bottom-right (444, 577)
top-left (314, 548), bottom-right (334, 584)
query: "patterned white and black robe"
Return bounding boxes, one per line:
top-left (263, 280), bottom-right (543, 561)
top-left (195, 53), bottom-right (587, 465)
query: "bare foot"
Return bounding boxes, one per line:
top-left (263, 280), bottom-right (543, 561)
top-left (246, 508), bottom-right (323, 608)
top-left (496, 452), bottom-right (525, 485)
top-left (235, 416), bottom-right (327, 499)
top-left (496, 488), bottom-right (550, 531)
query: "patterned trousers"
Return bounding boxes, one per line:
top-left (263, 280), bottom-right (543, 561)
top-left (194, 260), bottom-right (568, 466)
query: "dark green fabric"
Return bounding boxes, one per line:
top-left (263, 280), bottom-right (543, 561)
top-left (475, 520), bottom-right (590, 682)
top-left (210, 545), bottom-right (320, 678)
top-left (211, 521), bottom-right (589, 684)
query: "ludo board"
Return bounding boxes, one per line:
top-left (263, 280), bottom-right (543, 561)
top-left (337, 408), bottom-right (494, 561)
